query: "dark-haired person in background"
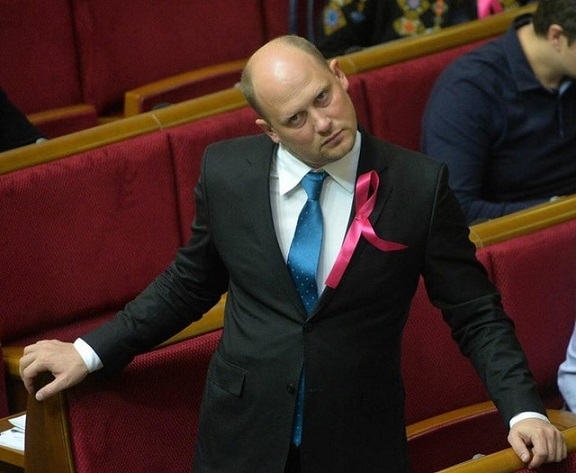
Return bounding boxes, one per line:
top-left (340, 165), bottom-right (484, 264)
top-left (421, 0), bottom-right (576, 224)
top-left (0, 86), bottom-right (45, 153)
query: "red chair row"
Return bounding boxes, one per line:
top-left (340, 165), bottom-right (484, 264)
top-left (0, 0), bottom-right (306, 138)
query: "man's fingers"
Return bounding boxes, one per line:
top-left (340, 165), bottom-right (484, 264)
top-left (508, 434), bottom-right (531, 463)
top-left (18, 340), bottom-right (89, 400)
top-left (509, 419), bottom-right (567, 468)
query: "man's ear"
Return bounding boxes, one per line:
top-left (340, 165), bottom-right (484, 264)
top-left (256, 118), bottom-right (281, 143)
top-left (328, 58), bottom-right (350, 91)
top-left (548, 24), bottom-right (565, 51)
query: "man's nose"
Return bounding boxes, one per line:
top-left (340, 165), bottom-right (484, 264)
top-left (312, 111), bottom-right (332, 133)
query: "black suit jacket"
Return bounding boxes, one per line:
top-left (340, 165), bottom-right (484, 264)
top-left (83, 130), bottom-right (545, 473)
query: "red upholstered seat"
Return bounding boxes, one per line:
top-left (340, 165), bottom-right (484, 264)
top-left (0, 132), bottom-right (181, 347)
top-left (65, 329), bottom-right (221, 472)
top-left (359, 39), bottom-right (489, 150)
top-left (71, 0), bottom-right (270, 115)
top-left (0, 0), bottom-right (82, 114)
top-left (0, 0), bottom-right (99, 137)
top-left (485, 219), bottom-right (576, 409)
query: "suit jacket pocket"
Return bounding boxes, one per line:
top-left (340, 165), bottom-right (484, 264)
top-left (208, 351), bottom-right (247, 397)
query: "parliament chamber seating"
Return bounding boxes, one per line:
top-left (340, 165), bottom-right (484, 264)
top-left (0, 0), bottom-right (315, 136)
top-left (5, 4), bottom-right (576, 471)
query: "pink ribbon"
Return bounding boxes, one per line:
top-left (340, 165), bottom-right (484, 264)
top-left (325, 170), bottom-right (407, 289)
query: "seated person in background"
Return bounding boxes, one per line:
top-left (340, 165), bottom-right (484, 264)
top-left (421, 0), bottom-right (576, 224)
top-left (315, 0), bottom-right (530, 58)
top-left (558, 322), bottom-right (576, 412)
top-left (0, 86), bottom-right (46, 153)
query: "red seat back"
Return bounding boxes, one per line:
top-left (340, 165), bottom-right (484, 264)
top-left (0, 132), bottom-right (181, 345)
top-left (485, 219), bottom-right (576, 408)
top-left (0, 0), bottom-right (82, 114)
top-left (66, 330), bottom-right (222, 472)
top-left (360, 40), bottom-right (489, 150)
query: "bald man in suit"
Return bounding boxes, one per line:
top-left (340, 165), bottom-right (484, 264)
top-left (20, 36), bottom-right (565, 472)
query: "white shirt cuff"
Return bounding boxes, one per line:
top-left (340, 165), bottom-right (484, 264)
top-left (509, 411), bottom-right (550, 428)
top-left (73, 338), bottom-right (103, 373)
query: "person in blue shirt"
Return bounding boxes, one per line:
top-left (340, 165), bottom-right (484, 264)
top-left (421, 0), bottom-right (576, 224)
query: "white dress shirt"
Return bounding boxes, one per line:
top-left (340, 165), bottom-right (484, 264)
top-left (270, 131), bottom-right (361, 294)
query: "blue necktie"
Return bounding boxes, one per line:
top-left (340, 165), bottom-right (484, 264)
top-left (287, 170), bottom-right (327, 446)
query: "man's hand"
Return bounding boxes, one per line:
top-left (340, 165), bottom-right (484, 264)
top-left (508, 418), bottom-right (567, 468)
top-left (19, 340), bottom-right (89, 401)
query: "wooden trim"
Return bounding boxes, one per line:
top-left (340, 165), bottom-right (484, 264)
top-left (469, 194), bottom-right (576, 248)
top-left (124, 58), bottom-right (247, 116)
top-left (27, 104), bottom-right (97, 126)
top-left (24, 374), bottom-right (75, 473)
top-left (335, 5), bottom-right (536, 75)
top-left (407, 401), bottom-right (576, 440)
top-left (156, 294), bottom-right (226, 347)
top-left (152, 87), bottom-right (247, 129)
top-left (0, 6), bottom-right (535, 176)
top-left (0, 113), bottom-right (161, 175)
top-left (437, 425), bottom-right (576, 473)
top-left (408, 401), bottom-right (576, 473)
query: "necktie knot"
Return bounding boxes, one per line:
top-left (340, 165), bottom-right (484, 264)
top-left (301, 171), bottom-right (327, 201)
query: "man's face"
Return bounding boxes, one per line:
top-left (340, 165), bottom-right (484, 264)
top-left (254, 56), bottom-right (358, 168)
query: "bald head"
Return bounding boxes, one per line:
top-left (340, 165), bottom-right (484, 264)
top-left (240, 36), bottom-right (331, 118)
top-left (238, 35), bottom-right (357, 168)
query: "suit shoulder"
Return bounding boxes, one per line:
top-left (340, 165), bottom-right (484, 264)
top-left (205, 133), bottom-right (270, 155)
top-left (373, 138), bottom-right (444, 174)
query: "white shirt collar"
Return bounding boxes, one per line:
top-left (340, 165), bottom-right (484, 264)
top-left (275, 131), bottom-right (361, 196)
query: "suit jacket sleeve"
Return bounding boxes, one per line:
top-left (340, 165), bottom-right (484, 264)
top-left (422, 164), bottom-right (546, 424)
top-left (81, 150), bottom-right (229, 372)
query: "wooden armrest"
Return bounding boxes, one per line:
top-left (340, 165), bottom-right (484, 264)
top-left (407, 400), bottom-right (576, 440)
top-left (151, 86), bottom-right (248, 128)
top-left (158, 293), bottom-right (226, 346)
top-left (0, 112), bottom-right (162, 175)
top-left (27, 104), bottom-right (97, 127)
top-left (24, 373), bottom-right (74, 473)
top-left (407, 401), bottom-right (576, 472)
top-left (437, 425), bottom-right (576, 473)
top-left (124, 58), bottom-right (247, 116)
top-left (469, 193), bottom-right (576, 248)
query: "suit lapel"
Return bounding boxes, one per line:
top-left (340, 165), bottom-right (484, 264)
top-left (238, 137), bottom-right (308, 318)
top-left (316, 132), bottom-right (394, 312)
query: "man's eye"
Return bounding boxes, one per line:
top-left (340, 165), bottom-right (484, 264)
top-left (316, 91), bottom-right (329, 104)
top-left (289, 114), bottom-right (303, 125)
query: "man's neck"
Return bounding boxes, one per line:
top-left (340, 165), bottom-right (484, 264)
top-left (518, 23), bottom-right (564, 90)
